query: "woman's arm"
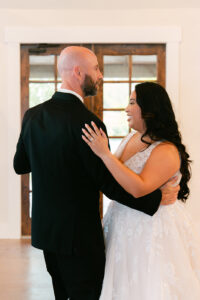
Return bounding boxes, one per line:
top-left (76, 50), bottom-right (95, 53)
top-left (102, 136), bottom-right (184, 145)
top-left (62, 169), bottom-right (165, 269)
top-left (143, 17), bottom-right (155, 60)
top-left (82, 122), bottom-right (180, 198)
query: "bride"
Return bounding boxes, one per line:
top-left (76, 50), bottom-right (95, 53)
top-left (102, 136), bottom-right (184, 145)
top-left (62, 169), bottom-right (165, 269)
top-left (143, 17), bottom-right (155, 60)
top-left (82, 82), bottom-right (200, 299)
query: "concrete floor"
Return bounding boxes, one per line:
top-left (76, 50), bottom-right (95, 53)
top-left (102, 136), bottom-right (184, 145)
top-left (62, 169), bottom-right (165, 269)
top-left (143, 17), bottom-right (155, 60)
top-left (0, 239), bottom-right (54, 300)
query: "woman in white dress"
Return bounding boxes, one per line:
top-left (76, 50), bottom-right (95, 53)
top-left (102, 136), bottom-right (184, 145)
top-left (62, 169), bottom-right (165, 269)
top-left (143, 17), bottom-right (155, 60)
top-left (82, 82), bottom-right (200, 299)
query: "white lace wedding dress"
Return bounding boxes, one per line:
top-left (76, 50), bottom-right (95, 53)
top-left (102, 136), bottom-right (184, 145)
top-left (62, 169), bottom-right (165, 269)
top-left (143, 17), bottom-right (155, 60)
top-left (100, 132), bottom-right (200, 300)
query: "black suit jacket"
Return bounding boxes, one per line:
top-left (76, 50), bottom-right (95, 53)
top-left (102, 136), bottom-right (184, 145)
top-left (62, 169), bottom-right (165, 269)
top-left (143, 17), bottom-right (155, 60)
top-left (14, 92), bottom-right (161, 255)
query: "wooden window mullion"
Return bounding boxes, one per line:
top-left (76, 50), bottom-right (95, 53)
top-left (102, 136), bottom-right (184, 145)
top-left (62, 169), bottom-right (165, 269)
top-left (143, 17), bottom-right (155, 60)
top-left (157, 47), bottom-right (166, 87)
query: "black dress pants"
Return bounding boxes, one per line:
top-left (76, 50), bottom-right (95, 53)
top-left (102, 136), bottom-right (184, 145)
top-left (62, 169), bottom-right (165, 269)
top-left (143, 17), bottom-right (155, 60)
top-left (43, 250), bottom-right (105, 300)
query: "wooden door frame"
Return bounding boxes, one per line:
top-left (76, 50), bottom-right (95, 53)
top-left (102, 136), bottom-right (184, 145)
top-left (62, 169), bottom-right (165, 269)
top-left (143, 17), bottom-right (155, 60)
top-left (21, 43), bottom-right (166, 234)
top-left (21, 46), bottom-right (30, 235)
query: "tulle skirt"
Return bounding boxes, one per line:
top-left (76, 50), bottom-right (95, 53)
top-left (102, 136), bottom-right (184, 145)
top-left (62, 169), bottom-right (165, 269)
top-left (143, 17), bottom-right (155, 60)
top-left (100, 201), bottom-right (200, 300)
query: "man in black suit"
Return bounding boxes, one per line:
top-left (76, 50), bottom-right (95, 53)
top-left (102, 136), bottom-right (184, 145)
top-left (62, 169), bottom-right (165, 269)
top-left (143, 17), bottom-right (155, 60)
top-left (14, 46), bottom-right (178, 300)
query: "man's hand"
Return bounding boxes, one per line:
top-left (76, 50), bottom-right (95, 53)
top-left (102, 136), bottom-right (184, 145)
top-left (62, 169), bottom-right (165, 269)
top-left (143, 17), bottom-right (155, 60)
top-left (160, 177), bottom-right (180, 205)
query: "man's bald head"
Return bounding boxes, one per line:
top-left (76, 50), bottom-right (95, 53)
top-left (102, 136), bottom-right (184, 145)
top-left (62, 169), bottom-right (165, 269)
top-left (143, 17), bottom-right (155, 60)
top-left (57, 46), bottom-right (102, 97)
top-left (57, 46), bottom-right (95, 77)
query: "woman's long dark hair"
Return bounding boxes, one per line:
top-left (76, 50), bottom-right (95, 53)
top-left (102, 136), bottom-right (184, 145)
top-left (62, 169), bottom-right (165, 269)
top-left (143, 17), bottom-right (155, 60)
top-left (135, 82), bottom-right (191, 202)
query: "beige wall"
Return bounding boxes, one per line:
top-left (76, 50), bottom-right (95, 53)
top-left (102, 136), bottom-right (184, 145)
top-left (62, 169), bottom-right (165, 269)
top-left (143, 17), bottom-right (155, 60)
top-left (0, 8), bottom-right (200, 237)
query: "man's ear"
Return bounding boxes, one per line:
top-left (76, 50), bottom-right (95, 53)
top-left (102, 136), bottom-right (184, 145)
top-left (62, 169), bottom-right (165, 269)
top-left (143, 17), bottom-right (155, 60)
top-left (73, 65), bottom-right (82, 80)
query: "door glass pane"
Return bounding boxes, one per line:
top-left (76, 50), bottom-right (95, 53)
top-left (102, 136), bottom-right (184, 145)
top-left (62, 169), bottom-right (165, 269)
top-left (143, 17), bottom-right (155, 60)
top-left (29, 55), bottom-right (55, 81)
top-left (103, 83), bottom-right (129, 109)
top-left (103, 111), bottom-right (129, 136)
top-left (29, 192), bottom-right (32, 219)
top-left (104, 56), bottom-right (129, 81)
top-left (57, 55), bottom-right (61, 81)
top-left (29, 83), bottom-right (55, 107)
top-left (131, 82), bottom-right (139, 93)
top-left (57, 82), bottom-right (62, 90)
top-left (132, 55), bottom-right (157, 80)
top-left (103, 195), bottom-right (111, 216)
top-left (29, 173), bottom-right (32, 191)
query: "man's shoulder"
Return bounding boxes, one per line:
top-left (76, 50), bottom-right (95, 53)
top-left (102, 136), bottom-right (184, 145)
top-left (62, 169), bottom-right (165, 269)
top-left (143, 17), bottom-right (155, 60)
top-left (26, 99), bottom-right (50, 113)
top-left (82, 107), bottom-right (105, 127)
top-left (86, 110), bottom-right (102, 123)
top-left (22, 99), bottom-right (51, 123)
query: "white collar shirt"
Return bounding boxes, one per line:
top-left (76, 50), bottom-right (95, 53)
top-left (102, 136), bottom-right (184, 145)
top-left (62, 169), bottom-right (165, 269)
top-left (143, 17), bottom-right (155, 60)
top-left (58, 88), bottom-right (84, 103)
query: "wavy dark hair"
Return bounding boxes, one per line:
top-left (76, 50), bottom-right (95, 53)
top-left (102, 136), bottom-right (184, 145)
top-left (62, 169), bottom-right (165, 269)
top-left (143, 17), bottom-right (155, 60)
top-left (135, 82), bottom-right (191, 202)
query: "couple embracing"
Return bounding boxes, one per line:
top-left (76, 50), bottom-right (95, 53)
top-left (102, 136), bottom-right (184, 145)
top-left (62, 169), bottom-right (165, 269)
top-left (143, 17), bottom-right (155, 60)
top-left (14, 46), bottom-right (200, 299)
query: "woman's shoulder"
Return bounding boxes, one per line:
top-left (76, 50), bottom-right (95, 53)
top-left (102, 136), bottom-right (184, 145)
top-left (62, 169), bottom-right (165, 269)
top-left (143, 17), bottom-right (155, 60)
top-left (150, 141), bottom-right (180, 165)
top-left (154, 141), bottom-right (178, 153)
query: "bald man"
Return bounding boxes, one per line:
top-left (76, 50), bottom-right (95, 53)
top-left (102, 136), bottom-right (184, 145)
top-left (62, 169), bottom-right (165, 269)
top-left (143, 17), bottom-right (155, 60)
top-left (14, 46), bottom-right (178, 300)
